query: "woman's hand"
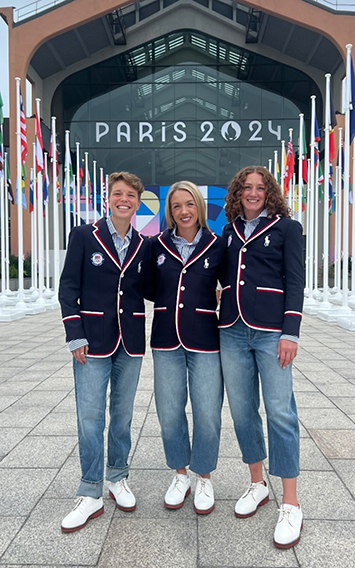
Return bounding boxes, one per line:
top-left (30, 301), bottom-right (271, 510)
top-left (277, 339), bottom-right (298, 369)
top-left (72, 345), bottom-right (89, 364)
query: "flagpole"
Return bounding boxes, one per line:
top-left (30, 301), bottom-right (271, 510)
top-left (51, 116), bottom-right (60, 303)
top-left (93, 160), bottom-right (97, 222)
top-left (305, 159), bottom-right (311, 296)
top-left (31, 144), bottom-right (38, 295)
top-left (76, 142), bottom-right (81, 226)
top-left (65, 130), bottom-right (71, 246)
top-left (281, 140), bottom-right (285, 195)
top-left (72, 174), bottom-right (76, 227)
top-left (85, 151), bottom-right (89, 224)
top-left (338, 43), bottom-right (353, 314)
top-left (4, 152), bottom-right (10, 292)
top-left (35, 100), bottom-right (45, 305)
top-left (350, 147), bottom-right (355, 304)
top-left (314, 161), bottom-right (319, 297)
top-left (298, 114), bottom-right (304, 225)
top-left (0, 167), bottom-right (5, 300)
top-left (287, 129), bottom-right (293, 210)
top-left (268, 158), bottom-right (272, 172)
top-left (334, 145), bottom-right (342, 298)
top-left (15, 77), bottom-right (26, 310)
top-left (105, 174), bottom-right (109, 216)
top-left (304, 96), bottom-right (317, 309)
top-left (319, 73), bottom-right (332, 310)
top-left (100, 167), bottom-right (104, 217)
top-left (44, 152), bottom-right (50, 292)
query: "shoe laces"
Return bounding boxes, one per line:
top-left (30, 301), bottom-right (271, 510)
top-left (244, 481), bottom-right (265, 501)
top-left (73, 496), bottom-right (90, 511)
top-left (117, 478), bottom-right (130, 493)
top-left (196, 477), bottom-right (212, 497)
top-left (277, 504), bottom-right (297, 528)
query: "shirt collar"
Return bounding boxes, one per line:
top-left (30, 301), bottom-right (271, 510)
top-left (106, 216), bottom-right (133, 241)
top-left (238, 208), bottom-right (268, 223)
top-left (171, 225), bottom-right (203, 245)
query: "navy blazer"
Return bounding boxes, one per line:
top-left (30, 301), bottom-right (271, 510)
top-left (59, 217), bottom-right (151, 357)
top-left (219, 215), bottom-right (304, 337)
top-left (150, 227), bottom-right (227, 352)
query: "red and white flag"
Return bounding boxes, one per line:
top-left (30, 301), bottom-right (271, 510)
top-left (35, 107), bottom-right (43, 173)
top-left (19, 89), bottom-right (27, 165)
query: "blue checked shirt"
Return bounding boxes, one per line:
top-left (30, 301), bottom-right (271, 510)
top-left (171, 226), bottom-right (203, 265)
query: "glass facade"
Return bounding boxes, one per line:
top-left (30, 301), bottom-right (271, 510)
top-left (60, 30), bottom-right (321, 234)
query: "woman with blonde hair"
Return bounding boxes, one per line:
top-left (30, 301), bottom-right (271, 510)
top-left (149, 181), bottom-right (226, 514)
top-left (219, 166), bottom-right (304, 548)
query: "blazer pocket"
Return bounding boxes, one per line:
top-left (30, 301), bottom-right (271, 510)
top-left (253, 288), bottom-right (284, 323)
top-left (79, 311), bottom-right (104, 348)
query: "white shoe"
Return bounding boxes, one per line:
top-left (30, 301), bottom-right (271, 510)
top-left (273, 503), bottom-right (303, 548)
top-left (194, 477), bottom-right (215, 515)
top-left (164, 473), bottom-right (191, 509)
top-left (234, 481), bottom-right (269, 518)
top-left (108, 479), bottom-right (136, 512)
top-left (61, 496), bottom-right (104, 533)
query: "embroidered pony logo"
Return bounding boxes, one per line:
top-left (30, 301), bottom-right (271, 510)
top-left (264, 235), bottom-right (271, 247)
top-left (203, 258), bottom-right (210, 269)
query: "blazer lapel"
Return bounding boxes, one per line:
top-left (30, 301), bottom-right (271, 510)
top-left (92, 218), bottom-right (120, 269)
top-left (122, 228), bottom-right (144, 272)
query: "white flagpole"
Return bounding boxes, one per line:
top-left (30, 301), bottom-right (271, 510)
top-left (305, 159), bottom-right (311, 296)
top-left (44, 152), bottom-right (50, 292)
top-left (51, 116), bottom-right (60, 301)
top-left (314, 161), bottom-right (319, 296)
top-left (76, 142), bottom-right (81, 226)
top-left (65, 130), bottom-right (71, 245)
top-left (281, 140), bottom-right (285, 195)
top-left (85, 151), bottom-right (89, 224)
top-left (287, 128), bottom-right (293, 210)
top-left (351, 148), bottom-right (355, 296)
top-left (93, 160), bottom-right (97, 222)
top-left (100, 167), bottom-right (104, 217)
top-left (72, 174), bottom-right (76, 227)
top-left (319, 73), bottom-right (332, 310)
top-left (31, 144), bottom-right (38, 294)
top-left (15, 77), bottom-right (26, 310)
top-left (273, 150), bottom-right (277, 180)
top-left (339, 43), bottom-right (352, 314)
top-left (298, 114), bottom-right (304, 225)
top-left (334, 144), bottom-right (342, 297)
top-left (105, 174), bottom-right (109, 216)
top-left (4, 152), bottom-right (10, 292)
top-left (35, 99), bottom-right (45, 305)
top-left (304, 96), bottom-right (317, 308)
top-left (268, 158), bottom-right (272, 172)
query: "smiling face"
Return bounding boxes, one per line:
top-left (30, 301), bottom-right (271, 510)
top-left (108, 180), bottom-right (140, 227)
top-left (241, 172), bottom-right (266, 220)
top-left (170, 189), bottom-right (199, 238)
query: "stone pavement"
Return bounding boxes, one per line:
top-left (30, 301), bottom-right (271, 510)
top-left (0, 305), bottom-right (355, 568)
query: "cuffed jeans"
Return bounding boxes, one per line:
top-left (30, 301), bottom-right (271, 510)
top-left (220, 319), bottom-right (299, 478)
top-left (73, 344), bottom-right (142, 498)
top-left (153, 347), bottom-right (223, 475)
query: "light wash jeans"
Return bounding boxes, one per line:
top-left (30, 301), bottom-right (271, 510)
top-left (153, 347), bottom-right (223, 475)
top-left (220, 319), bottom-right (299, 478)
top-left (73, 344), bottom-right (142, 498)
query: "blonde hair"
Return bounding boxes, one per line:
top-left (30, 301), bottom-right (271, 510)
top-left (108, 171), bottom-right (144, 198)
top-left (165, 181), bottom-right (208, 230)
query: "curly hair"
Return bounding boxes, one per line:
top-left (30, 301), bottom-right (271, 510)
top-left (225, 165), bottom-right (290, 223)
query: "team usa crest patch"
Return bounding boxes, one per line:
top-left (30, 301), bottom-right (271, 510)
top-left (91, 252), bottom-right (105, 266)
top-left (157, 253), bottom-right (166, 266)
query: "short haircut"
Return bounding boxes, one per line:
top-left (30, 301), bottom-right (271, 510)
top-left (165, 181), bottom-right (208, 230)
top-left (108, 171), bottom-right (144, 198)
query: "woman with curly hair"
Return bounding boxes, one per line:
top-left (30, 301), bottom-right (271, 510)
top-left (219, 165), bottom-right (304, 549)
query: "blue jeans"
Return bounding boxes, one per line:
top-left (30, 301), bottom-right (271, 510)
top-left (153, 347), bottom-right (223, 475)
top-left (73, 344), bottom-right (142, 498)
top-left (220, 319), bottom-right (299, 478)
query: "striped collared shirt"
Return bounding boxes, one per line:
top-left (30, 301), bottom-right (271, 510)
top-left (239, 209), bottom-right (268, 240)
top-left (171, 226), bottom-right (203, 265)
top-left (106, 216), bottom-right (132, 266)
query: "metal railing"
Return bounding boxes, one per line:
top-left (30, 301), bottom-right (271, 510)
top-left (14, 0), bottom-right (70, 23)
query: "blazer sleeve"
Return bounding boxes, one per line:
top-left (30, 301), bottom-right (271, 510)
top-left (58, 227), bottom-right (86, 342)
top-left (282, 220), bottom-right (304, 337)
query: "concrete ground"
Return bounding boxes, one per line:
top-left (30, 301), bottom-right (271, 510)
top-left (0, 304), bottom-right (355, 567)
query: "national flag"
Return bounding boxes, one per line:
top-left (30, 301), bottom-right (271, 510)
top-left (6, 155), bottom-right (14, 204)
top-left (302, 126), bottom-right (308, 183)
top-left (63, 144), bottom-right (75, 208)
top-left (284, 136), bottom-right (294, 195)
top-left (16, 164), bottom-right (27, 209)
top-left (274, 155), bottom-right (280, 184)
top-left (43, 163), bottom-right (49, 215)
top-left (328, 86), bottom-right (337, 162)
top-left (19, 89), bottom-right (27, 165)
top-left (35, 107), bottom-right (44, 173)
top-left (317, 161), bottom-right (324, 200)
top-left (49, 132), bottom-right (59, 178)
top-left (79, 166), bottom-right (84, 195)
top-left (328, 162), bottom-right (334, 214)
top-left (314, 115), bottom-right (321, 167)
top-left (29, 169), bottom-right (34, 213)
top-left (350, 56), bottom-right (355, 144)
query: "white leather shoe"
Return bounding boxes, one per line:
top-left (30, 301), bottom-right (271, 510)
top-left (234, 481), bottom-right (269, 518)
top-left (164, 473), bottom-right (191, 509)
top-left (273, 503), bottom-right (303, 548)
top-left (194, 477), bottom-right (215, 515)
top-left (61, 496), bottom-right (104, 533)
top-left (108, 479), bottom-right (136, 511)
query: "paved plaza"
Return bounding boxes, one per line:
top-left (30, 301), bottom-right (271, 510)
top-left (0, 305), bottom-right (355, 567)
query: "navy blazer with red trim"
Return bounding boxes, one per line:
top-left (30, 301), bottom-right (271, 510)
top-left (150, 227), bottom-right (227, 352)
top-left (219, 215), bottom-right (304, 337)
top-left (58, 217), bottom-right (151, 357)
